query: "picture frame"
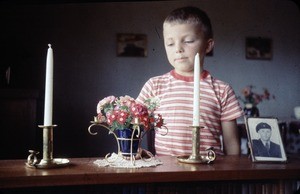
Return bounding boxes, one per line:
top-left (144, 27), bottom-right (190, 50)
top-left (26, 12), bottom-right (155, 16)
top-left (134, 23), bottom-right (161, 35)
top-left (117, 33), bottom-right (147, 57)
top-left (245, 117), bottom-right (287, 163)
top-left (245, 37), bottom-right (272, 60)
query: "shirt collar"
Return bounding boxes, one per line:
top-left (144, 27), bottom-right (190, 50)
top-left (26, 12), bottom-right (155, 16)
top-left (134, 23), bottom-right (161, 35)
top-left (170, 69), bottom-right (209, 82)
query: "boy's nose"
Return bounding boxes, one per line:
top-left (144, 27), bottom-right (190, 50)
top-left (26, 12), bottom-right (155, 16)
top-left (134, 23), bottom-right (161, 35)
top-left (175, 44), bottom-right (183, 53)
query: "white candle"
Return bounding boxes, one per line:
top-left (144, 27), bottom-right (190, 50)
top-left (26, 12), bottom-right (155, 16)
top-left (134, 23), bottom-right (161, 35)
top-left (44, 44), bottom-right (54, 126)
top-left (192, 53), bottom-right (200, 126)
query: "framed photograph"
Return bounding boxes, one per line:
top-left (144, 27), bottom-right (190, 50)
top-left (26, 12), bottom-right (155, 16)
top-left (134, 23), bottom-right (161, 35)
top-left (245, 117), bottom-right (287, 162)
top-left (117, 33), bottom-right (147, 57)
top-left (245, 37), bottom-right (272, 60)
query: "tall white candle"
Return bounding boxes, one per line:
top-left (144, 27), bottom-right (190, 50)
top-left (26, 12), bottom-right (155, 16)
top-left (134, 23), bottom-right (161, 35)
top-left (44, 44), bottom-right (54, 126)
top-left (192, 53), bottom-right (200, 126)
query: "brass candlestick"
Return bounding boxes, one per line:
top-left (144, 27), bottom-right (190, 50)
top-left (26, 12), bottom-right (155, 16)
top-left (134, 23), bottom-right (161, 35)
top-left (26, 125), bottom-right (70, 169)
top-left (177, 126), bottom-right (216, 164)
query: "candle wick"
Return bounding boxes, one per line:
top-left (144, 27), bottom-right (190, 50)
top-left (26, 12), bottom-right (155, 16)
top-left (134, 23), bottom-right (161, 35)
top-left (48, 44), bottom-right (52, 48)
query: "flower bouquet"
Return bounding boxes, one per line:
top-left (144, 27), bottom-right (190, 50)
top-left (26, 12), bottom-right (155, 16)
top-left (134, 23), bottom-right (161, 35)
top-left (91, 95), bottom-right (164, 157)
top-left (239, 85), bottom-right (275, 117)
top-left (96, 95), bottom-right (163, 131)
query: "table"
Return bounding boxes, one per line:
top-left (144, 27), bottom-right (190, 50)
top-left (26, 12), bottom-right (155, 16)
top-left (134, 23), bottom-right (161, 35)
top-left (0, 155), bottom-right (299, 193)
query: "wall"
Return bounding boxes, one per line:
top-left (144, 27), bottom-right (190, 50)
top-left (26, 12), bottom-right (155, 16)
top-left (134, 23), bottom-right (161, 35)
top-left (0, 0), bottom-right (299, 158)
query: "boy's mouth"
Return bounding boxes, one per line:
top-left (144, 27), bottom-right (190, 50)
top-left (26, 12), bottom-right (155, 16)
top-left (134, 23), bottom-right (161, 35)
top-left (174, 57), bottom-right (188, 62)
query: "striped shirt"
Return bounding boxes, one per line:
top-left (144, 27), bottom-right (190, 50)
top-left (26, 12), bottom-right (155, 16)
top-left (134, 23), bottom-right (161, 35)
top-left (137, 70), bottom-right (243, 156)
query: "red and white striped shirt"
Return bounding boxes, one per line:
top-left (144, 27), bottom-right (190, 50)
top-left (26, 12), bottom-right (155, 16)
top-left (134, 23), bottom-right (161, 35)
top-left (137, 70), bottom-right (243, 156)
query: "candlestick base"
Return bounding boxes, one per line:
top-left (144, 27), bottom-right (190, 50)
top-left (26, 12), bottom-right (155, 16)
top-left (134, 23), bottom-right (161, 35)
top-left (26, 158), bottom-right (70, 169)
top-left (177, 126), bottom-right (216, 164)
top-left (25, 124), bottom-right (70, 169)
top-left (177, 147), bottom-right (216, 164)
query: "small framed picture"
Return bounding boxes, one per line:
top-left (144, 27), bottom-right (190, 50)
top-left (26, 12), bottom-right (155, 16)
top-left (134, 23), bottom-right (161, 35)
top-left (117, 33), bottom-right (147, 57)
top-left (245, 117), bottom-right (287, 162)
top-left (245, 37), bottom-right (272, 60)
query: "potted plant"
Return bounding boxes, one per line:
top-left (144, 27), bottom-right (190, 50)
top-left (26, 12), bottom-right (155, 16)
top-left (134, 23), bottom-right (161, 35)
top-left (94, 95), bottom-right (164, 156)
top-left (239, 85), bottom-right (275, 117)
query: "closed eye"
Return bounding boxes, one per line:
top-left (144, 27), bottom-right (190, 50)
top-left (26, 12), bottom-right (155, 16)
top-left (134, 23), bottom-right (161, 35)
top-left (184, 40), bottom-right (194, 43)
top-left (166, 43), bottom-right (174, 47)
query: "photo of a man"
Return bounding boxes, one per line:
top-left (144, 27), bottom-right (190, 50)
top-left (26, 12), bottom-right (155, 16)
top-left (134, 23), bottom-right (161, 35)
top-left (252, 122), bottom-right (282, 158)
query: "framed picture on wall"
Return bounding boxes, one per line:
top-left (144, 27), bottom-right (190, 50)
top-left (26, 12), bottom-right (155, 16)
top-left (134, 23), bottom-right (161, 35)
top-left (245, 117), bottom-right (287, 163)
top-left (117, 33), bottom-right (147, 57)
top-left (245, 37), bottom-right (272, 60)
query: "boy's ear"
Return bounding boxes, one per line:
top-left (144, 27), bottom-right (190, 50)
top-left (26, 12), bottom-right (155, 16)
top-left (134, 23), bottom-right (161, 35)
top-left (205, 39), bottom-right (214, 54)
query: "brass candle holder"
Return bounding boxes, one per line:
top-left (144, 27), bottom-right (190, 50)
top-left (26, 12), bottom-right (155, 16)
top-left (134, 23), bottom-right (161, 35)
top-left (177, 126), bottom-right (216, 164)
top-left (26, 125), bottom-right (70, 169)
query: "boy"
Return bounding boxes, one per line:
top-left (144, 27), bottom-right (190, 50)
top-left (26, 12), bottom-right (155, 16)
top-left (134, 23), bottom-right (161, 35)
top-left (137, 6), bottom-right (243, 156)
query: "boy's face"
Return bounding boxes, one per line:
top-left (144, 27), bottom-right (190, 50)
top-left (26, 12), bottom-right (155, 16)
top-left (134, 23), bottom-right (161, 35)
top-left (163, 22), bottom-right (212, 76)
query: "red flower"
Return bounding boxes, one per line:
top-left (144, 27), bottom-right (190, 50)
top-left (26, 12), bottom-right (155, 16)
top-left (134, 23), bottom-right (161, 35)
top-left (95, 95), bottom-right (165, 131)
top-left (117, 111), bottom-right (129, 125)
top-left (107, 113), bottom-right (116, 125)
top-left (154, 114), bottom-right (164, 128)
top-left (130, 104), bottom-right (148, 117)
top-left (239, 85), bottom-right (275, 106)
